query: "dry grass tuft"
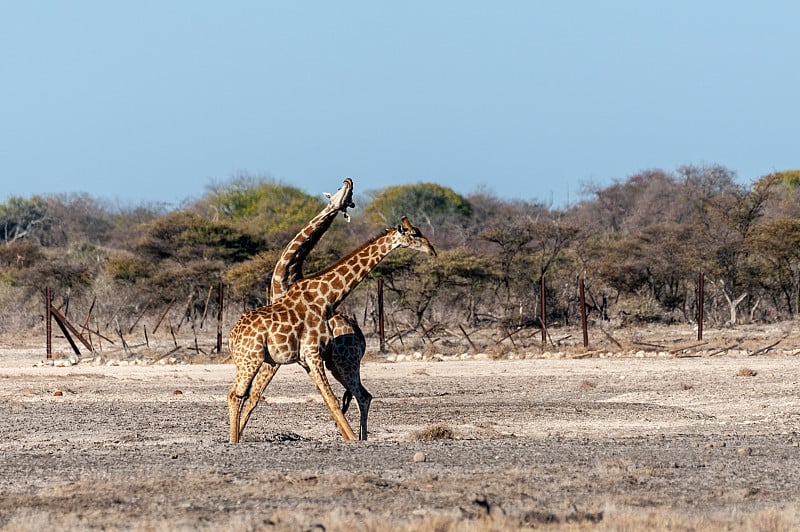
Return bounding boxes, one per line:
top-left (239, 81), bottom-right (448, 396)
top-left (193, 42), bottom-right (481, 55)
top-left (409, 423), bottom-right (459, 441)
top-left (737, 367), bottom-right (758, 377)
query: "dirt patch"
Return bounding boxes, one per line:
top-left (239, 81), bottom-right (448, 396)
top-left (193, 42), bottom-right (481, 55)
top-left (1, 326), bottom-right (800, 530)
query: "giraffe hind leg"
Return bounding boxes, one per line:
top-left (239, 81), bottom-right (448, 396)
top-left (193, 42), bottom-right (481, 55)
top-left (238, 362), bottom-right (279, 437)
top-left (328, 346), bottom-right (371, 439)
top-left (304, 346), bottom-right (357, 441)
top-left (351, 384), bottom-right (372, 441)
top-left (228, 350), bottom-right (266, 444)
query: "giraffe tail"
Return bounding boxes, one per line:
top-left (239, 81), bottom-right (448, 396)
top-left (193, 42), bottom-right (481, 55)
top-left (342, 390), bottom-right (353, 414)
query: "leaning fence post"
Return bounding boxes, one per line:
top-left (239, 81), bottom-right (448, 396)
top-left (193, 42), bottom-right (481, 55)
top-left (152, 298), bottom-right (175, 335)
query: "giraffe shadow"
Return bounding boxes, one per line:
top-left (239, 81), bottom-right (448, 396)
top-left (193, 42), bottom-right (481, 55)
top-left (248, 431), bottom-right (312, 443)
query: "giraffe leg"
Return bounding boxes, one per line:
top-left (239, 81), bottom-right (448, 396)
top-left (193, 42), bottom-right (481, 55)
top-left (353, 385), bottom-right (372, 441)
top-left (238, 362), bottom-right (279, 437)
top-left (228, 356), bottom-right (263, 444)
top-left (328, 357), bottom-right (372, 441)
top-left (227, 387), bottom-right (243, 444)
top-left (327, 314), bottom-right (371, 440)
top-left (303, 347), bottom-right (357, 441)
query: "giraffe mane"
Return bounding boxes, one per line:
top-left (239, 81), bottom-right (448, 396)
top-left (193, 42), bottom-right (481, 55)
top-left (313, 227), bottom-right (395, 277)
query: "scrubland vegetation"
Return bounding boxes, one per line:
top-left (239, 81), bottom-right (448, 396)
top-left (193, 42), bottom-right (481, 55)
top-left (2, 165), bottom-right (800, 348)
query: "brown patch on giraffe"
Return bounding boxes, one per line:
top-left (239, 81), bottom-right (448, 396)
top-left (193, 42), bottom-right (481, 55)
top-left (330, 275), bottom-right (345, 291)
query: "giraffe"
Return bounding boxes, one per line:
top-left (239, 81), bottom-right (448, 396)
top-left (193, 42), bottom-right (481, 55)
top-left (228, 216), bottom-right (436, 443)
top-left (235, 178), bottom-right (372, 440)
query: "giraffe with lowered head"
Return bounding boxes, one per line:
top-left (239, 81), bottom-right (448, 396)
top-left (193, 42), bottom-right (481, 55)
top-left (236, 178), bottom-right (373, 441)
top-left (228, 215), bottom-right (436, 443)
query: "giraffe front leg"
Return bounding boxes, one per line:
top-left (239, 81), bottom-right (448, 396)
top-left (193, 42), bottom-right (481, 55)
top-left (304, 348), bottom-right (357, 441)
top-left (238, 363), bottom-right (278, 436)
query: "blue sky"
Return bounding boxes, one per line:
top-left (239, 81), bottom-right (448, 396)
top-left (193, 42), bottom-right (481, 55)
top-left (1, 2), bottom-right (798, 208)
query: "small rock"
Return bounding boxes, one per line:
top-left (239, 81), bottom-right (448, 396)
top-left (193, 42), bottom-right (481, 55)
top-left (412, 452), bottom-right (427, 463)
top-left (53, 390), bottom-right (63, 397)
top-left (737, 447), bottom-right (753, 456)
top-left (173, 389), bottom-right (183, 395)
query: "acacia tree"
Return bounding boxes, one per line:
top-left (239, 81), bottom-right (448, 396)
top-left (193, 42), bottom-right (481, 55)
top-left (680, 165), bottom-right (779, 325)
top-left (0, 195), bottom-right (48, 245)
top-left (750, 219), bottom-right (800, 318)
top-left (134, 211), bottom-right (263, 266)
top-left (408, 247), bottom-right (495, 327)
top-left (199, 176), bottom-right (332, 242)
top-left (477, 199), bottom-right (577, 326)
top-left (364, 182), bottom-right (472, 245)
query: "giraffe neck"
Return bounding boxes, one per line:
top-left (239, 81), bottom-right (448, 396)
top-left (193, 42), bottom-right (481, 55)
top-left (270, 204), bottom-right (340, 301)
top-left (310, 229), bottom-right (398, 313)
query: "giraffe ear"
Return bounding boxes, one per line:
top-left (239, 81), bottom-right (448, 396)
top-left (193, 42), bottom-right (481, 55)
top-left (397, 223), bottom-right (406, 234)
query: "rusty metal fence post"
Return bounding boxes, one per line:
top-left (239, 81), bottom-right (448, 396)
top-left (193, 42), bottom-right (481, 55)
top-left (697, 271), bottom-right (704, 341)
top-left (45, 287), bottom-right (52, 359)
top-left (579, 276), bottom-right (588, 347)
top-left (216, 283), bottom-right (224, 354)
top-left (540, 276), bottom-right (547, 346)
top-left (377, 278), bottom-right (386, 353)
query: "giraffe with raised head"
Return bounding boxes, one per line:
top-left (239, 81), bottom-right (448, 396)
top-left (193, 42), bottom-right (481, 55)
top-left (228, 216), bottom-right (436, 443)
top-left (236, 178), bottom-right (372, 441)
top-left (269, 178), bottom-right (355, 302)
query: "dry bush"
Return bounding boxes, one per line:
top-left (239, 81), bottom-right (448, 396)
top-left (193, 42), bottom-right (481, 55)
top-left (578, 379), bottom-right (597, 391)
top-left (409, 423), bottom-right (459, 441)
top-left (737, 367), bottom-right (758, 377)
top-left (0, 285), bottom-right (42, 335)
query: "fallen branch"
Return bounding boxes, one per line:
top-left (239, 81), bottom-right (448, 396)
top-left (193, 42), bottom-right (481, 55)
top-left (148, 345), bottom-right (182, 366)
top-left (749, 336), bottom-right (787, 356)
top-left (570, 349), bottom-right (601, 359)
top-left (669, 341), bottom-right (708, 354)
top-left (598, 326), bottom-right (623, 349)
top-left (633, 340), bottom-right (667, 350)
top-left (707, 343), bottom-right (739, 357)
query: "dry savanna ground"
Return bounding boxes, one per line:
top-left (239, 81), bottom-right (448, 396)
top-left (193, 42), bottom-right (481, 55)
top-left (1, 323), bottom-right (800, 531)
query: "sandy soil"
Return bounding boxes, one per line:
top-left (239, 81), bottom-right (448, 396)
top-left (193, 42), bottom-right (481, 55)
top-left (1, 326), bottom-right (800, 531)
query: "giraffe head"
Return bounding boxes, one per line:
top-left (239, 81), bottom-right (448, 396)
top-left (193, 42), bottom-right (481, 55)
top-left (393, 216), bottom-right (437, 256)
top-left (324, 178), bottom-right (356, 221)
